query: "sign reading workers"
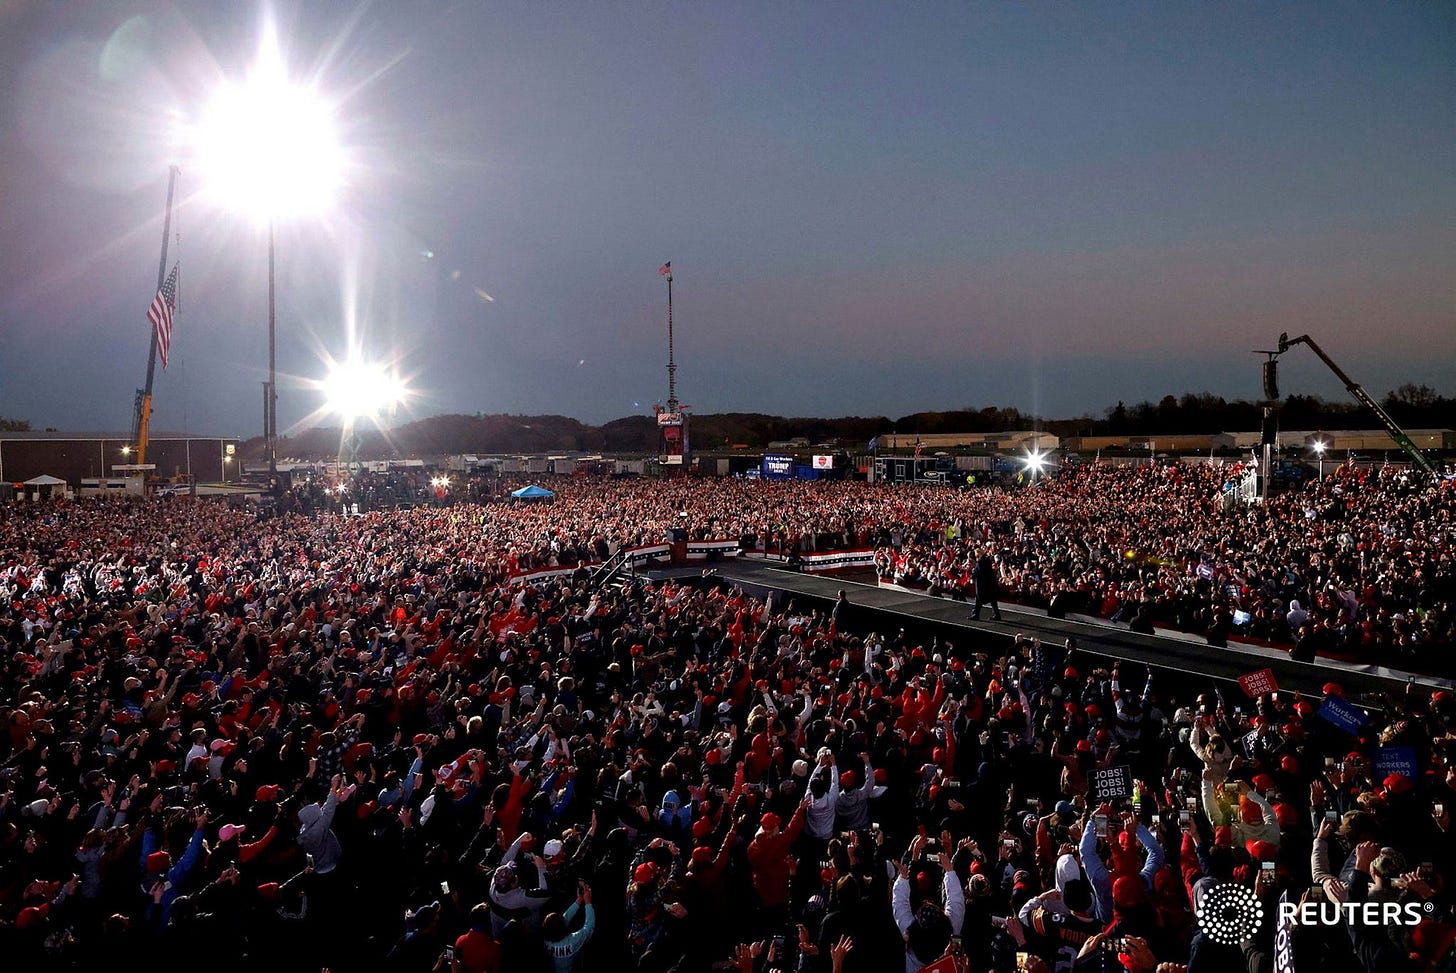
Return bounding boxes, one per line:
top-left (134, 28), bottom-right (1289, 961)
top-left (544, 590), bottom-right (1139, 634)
top-left (1317, 695), bottom-right (1368, 735)
top-left (1373, 747), bottom-right (1419, 781)
top-left (762, 455), bottom-right (793, 480)
top-left (1090, 765), bottom-right (1133, 803)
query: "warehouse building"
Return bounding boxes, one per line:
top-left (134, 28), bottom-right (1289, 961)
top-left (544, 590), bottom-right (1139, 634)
top-left (0, 432), bottom-right (240, 488)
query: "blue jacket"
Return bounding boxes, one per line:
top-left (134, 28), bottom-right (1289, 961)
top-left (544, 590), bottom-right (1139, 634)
top-left (545, 902), bottom-right (595, 972)
top-left (140, 826), bottom-right (205, 928)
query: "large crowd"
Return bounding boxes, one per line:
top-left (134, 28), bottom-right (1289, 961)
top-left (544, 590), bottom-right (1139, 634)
top-left (276, 462), bottom-right (1456, 669)
top-left (0, 464), bottom-right (1454, 972)
top-left (871, 463), bottom-right (1455, 667)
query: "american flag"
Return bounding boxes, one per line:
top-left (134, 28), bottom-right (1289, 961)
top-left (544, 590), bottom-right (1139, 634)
top-left (913, 438), bottom-right (923, 458)
top-left (659, 261), bottom-right (671, 278)
top-left (148, 263), bottom-right (179, 369)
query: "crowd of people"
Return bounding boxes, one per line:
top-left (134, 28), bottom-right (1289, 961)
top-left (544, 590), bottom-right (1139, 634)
top-left (0, 465), bottom-right (1453, 972)
top-left (266, 461), bottom-right (1456, 672)
top-left (872, 463), bottom-right (1454, 668)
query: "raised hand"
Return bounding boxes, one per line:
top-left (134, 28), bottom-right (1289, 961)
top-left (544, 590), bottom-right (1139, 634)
top-left (829, 935), bottom-right (854, 972)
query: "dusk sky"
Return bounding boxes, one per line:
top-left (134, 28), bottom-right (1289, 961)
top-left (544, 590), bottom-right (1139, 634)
top-left (2, 2), bottom-right (1453, 437)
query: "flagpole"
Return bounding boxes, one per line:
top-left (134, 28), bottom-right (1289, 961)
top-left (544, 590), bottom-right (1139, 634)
top-left (133, 165), bottom-right (180, 468)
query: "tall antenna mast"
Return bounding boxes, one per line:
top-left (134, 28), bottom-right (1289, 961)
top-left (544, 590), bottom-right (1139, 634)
top-left (654, 262), bottom-right (689, 470)
top-left (663, 261), bottom-right (677, 411)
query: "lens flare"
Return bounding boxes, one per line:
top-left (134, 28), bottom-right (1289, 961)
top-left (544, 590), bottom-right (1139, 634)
top-left (189, 31), bottom-right (347, 222)
top-left (321, 357), bottom-right (407, 421)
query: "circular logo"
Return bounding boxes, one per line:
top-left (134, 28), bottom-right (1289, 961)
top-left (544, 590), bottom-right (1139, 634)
top-left (1195, 882), bottom-right (1263, 946)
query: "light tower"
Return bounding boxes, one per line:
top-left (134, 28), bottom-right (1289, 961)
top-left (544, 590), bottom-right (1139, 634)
top-left (655, 262), bottom-right (689, 471)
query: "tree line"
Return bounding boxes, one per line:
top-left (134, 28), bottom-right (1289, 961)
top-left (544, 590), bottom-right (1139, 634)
top-left (5, 385), bottom-right (1449, 460)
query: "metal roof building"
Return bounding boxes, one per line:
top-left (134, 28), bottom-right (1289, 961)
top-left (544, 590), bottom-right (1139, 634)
top-left (0, 432), bottom-right (240, 486)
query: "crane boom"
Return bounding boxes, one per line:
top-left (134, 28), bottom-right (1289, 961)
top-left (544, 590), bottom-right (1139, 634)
top-left (131, 166), bottom-right (180, 469)
top-left (1277, 332), bottom-right (1437, 475)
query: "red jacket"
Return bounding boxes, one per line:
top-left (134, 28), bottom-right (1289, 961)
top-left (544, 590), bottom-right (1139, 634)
top-left (746, 805), bottom-right (806, 907)
top-left (498, 772), bottom-right (533, 845)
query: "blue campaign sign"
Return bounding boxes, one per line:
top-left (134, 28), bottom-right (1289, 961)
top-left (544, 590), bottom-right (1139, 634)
top-left (1373, 747), bottom-right (1419, 781)
top-left (762, 454), bottom-right (793, 480)
top-left (1317, 695), bottom-right (1368, 734)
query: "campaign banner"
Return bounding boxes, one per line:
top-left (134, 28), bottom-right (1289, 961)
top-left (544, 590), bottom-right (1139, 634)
top-left (762, 454), bottom-right (793, 480)
top-left (1317, 695), bottom-right (1368, 734)
top-left (508, 543), bottom-right (674, 585)
top-left (918, 957), bottom-right (958, 973)
top-left (1090, 765), bottom-right (1132, 803)
top-left (1241, 729), bottom-right (1260, 757)
top-left (1373, 746), bottom-right (1419, 781)
top-left (1273, 891), bottom-right (1294, 973)
top-left (747, 549), bottom-right (876, 572)
top-left (812, 454), bottom-right (834, 470)
top-left (1238, 668), bottom-right (1278, 698)
top-left (620, 544), bottom-right (671, 569)
top-left (684, 539), bottom-right (741, 560)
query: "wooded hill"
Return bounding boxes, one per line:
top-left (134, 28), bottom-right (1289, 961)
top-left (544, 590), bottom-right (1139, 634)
top-left (235, 384), bottom-right (1452, 460)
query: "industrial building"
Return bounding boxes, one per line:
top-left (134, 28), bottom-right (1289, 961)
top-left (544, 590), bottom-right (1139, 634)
top-left (873, 431), bottom-right (1060, 452)
top-left (1210, 429), bottom-right (1454, 452)
top-left (1062, 429), bottom-right (1453, 455)
top-left (0, 432), bottom-right (240, 488)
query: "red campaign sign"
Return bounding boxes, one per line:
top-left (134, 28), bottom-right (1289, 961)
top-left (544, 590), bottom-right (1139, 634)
top-left (1238, 668), bottom-right (1279, 699)
top-left (918, 957), bottom-right (961, 973)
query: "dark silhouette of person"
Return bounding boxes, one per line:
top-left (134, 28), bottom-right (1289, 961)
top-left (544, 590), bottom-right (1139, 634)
top-left (970, 554), bottom-right (1002, 621)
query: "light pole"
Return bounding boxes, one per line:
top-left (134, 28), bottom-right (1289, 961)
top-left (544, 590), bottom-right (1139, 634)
top-left (191, 27), bottom-right (347, 485)
top-left (268, 221), bottom-right (276, 477)
top-left (1311, 439), bottom-right (1327, 480)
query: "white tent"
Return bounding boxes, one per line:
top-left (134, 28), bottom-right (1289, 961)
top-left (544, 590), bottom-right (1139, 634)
top-left (20, 474), bottom-right (67, 500)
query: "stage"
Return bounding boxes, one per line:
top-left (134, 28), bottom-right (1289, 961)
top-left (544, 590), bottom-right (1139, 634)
top-left (642, 558), bottom-right (1454, 698)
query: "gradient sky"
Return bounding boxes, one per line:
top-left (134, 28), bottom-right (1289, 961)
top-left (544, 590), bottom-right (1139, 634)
top-left (2, 1), bottom-right (1453, 437)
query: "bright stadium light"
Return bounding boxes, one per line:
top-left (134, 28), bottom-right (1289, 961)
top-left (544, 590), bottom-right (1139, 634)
top-left (191, 39), bottom-right (347, 222)
top-left (321, 357), bottom-right (407, 421)
top-left (188, 21), bottom-right (352, 479)
top-left (1022, 449), bottom-right (1049, 477)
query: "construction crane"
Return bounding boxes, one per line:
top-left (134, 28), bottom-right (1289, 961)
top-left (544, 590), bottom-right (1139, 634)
top-left (130, 166), bottom-right (180, 469)
top-left (1274, 331), bottom-right (1437, 475)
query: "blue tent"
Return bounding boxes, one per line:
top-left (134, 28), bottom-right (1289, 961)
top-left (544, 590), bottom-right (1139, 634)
top-left (510, 484), bottom-right (555, 499)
